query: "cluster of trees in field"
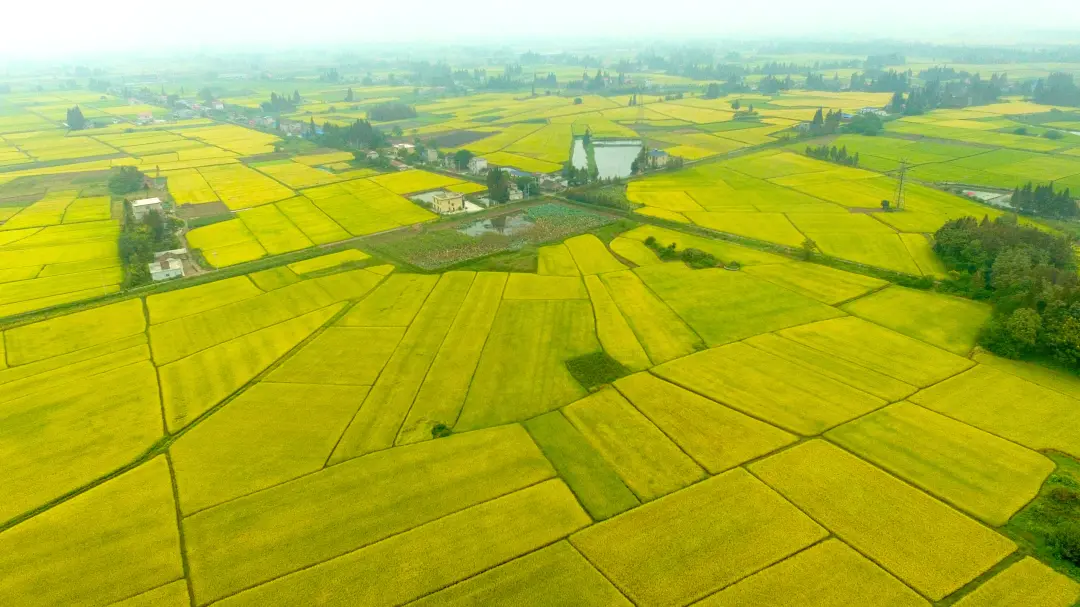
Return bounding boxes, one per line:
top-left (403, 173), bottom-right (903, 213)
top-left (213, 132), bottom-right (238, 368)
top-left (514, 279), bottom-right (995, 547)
top-left (66, 106), bottom-right (86, 130)
top-left (807, 108), bottom-right (843, 135)
top-left (934, 215), bottom-right (1080, 366)
top-left (261, 91), bottom-right (300, 112)
top-left (1034, 73), bottom-right (1080, 106)
top-left (368, 102), bottom-right (417, 122)
top-left (313, 118), bottom-right (386, 149)
top-left (805, 144), bottom-right (859, 166)
top-left (1010, 182), bottom-right (1077, 218)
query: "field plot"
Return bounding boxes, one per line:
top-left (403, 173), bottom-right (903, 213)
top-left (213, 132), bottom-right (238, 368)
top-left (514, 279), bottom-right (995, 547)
top-left (599, 269), bottom-right (703, 364)
top-left (842, 285), bottom-right (992, 354)
top-left (571, 469), bottom-right (827, 606)
top-left (369, 169), bottom-right (464, 194)
top-left (146, 275), bottom-right (262, 324)
top-left (953, 557), bottom-right (1080, 607)
top-left (183, 425), bottom-right (558, 603)
top-left (274, 196), bottom-right (351, 244)
top-left (635, 262), bottom-right (843, 345)
top-left (537, 243), bottom-right (579, 276)
top-left (653, 342), bottom-right (884, 435)
top-left (252, 160), bottom-right (343, 189)
top-left (563, 234), bottom-right (626, 275)
top-left (176, 124), bottom-right (281, 155)
top-left (304, 179), bottom-right (436, 235)
top-left (749, 440), bottom-right (1017, 600)
top-left (698, 539), bottom-right (928, 607)
top-left (562, 387), bottom-right (705, 501)
top-left (743, 261), bottom-right (886, 304)
top-left (198, 164), bottom-right (295, 210)
top-left (237, 205), bottom-right (315, 255)
top-left (267, 326), bottom-right (402, 385)
top-left (910, 365), bottom-right (1080, 458)
top-left (826, 401), bottom-right (1054, 525)
top-left (185, 219), bottom-right (267, 267)
top-left (0, 458), bottom-right (184, 607)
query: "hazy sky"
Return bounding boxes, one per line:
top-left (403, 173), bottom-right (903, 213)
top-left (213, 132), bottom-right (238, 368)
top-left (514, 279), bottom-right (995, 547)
top-left (3, 1), bottom-right (1080, 58)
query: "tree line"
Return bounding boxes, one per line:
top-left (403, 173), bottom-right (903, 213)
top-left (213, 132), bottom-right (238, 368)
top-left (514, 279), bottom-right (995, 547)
top-left (934, 215), bottom-right (1080, 366)
top-left (1011, 182), bottom-right (1077, 219)
top-left (805, 144), bottom-right (859, 167)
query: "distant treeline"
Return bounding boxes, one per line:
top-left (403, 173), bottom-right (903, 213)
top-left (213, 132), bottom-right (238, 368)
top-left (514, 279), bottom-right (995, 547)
top-left (805, 144), bottom-right (859, 167)
top-left (1034, 73), bottom-right (1080, 107)
top-left (1011, 182), bottom-right (1077, 219)
top-left (368, 102), bottom-right (417, 122)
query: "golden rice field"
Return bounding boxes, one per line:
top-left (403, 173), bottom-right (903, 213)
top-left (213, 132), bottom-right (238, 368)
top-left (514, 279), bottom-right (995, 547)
top-left (3, 213), bottom-right (1078, 606)
top-left (4, 88), bottom-right (1080, 605)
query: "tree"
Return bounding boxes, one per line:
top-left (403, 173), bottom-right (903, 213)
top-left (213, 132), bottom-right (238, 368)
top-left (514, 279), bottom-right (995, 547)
top-left (108, 166), bottom-right (145, 195)
top-left (800, 237), bottom-right (818, 260)
top-left (453, 149), bottom-right (474, 170)
top-left (731, 100), bottom-right (741, 110)
top-left (487, 167), bottom-right (511, 203)
top-left (65, 106), bottom-right (86, 130)
top-left (845, 113), bottom-right (883, 135)
top-left (345, 87), bottom-right (355, 102)
top-left (199, 87), bottom-right (214, 103)
top-left (704, 83), bottom-right (722, 99)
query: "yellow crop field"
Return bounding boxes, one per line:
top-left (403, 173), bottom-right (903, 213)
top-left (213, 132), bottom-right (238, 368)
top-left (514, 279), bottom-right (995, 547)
top-left (185, 219), bottom-right (267, 267)
top-left (654, 341), bottom-right (884, 435)
top-left (274, 196), bottom-right (350, 244)
top-left (609, 237), bottom-right (659, 266)
top-left (236, 205), bottom-right (315, 255)
top-left (460, 123), bottom-right (545, 154)
top-left (61, 196), bottom-right (111, 223)
top-left (408, 541), bottom-right (630, 606)
top-left (537, 243), bottom-right (580, 276)
top-left (212, 480), bottom-right (590, 607)
top-left (599, 269), bottom-right (703, 363)
top-left (338, 273), bottom-right (438, 327)
top-left (650, 102), bottom-right (735, 123)
top-left (183, 425), bottom-right (557, 603)
top-left (399, 273), bottom-right (508, 445)
top-left (571, 469), bottom-right (827, 606)
top-left (563, 387), bottom-right (705, 500)
top-left (305, 179), bottom-right (436, 235)
top-left (368, 169), bottom-right (464, 194)
top-left (583, 275), bottom-right (651, 371)
top-left (744, 332), bottom-right (916, 401)
top-left (953, 557), bottom-right (1080, 606)
top-left (842, 286), bottom-right (992, 355)
top-left (698, 539), bottom-right (929, 606)
top-left (287, 249), bottom-right (370, 275)
top-left (3, 298), bottom-right (144, 364)
top-left (778, 316), bottom-right (975, 387)
top-left (634, 262), bottom-right (843, 346)
top-left (827, 401), bottom-right (1054, 525)
top-left (198, 164), bottom-right (295, 210)
top-left (682, 211), bottom-right (806, 247)
top-left (614, 371), bottom-right (795, 473)
top-left (248, 266), bottom-right (300, 291)
top-left (621, 224), bottom-right (789, 265)
top-left (0, 191), bottom-right (76, 230)
top-left (267, 326), bottom-right (401, 386)
top-left (973, 350), bottom-right (1080, 400)
top-left (749, 440), bottom-right (1017, 600)
top-left (503, 123), bottom-right (573, 163)
top-left (482, 151), bottom-right (563, 173)
top-left (146, 275), bottom-right (263, 324)
top-left (293, 151), bottom-right (355, 166)
top-left (0, 458), bottom-right (183, 606)
top-left (503, 273), bottom-right (587, 299)
top-left (911, 365), bottom-right (1080, 458)
top-left (563, 234), bottom-right (626, 275)
top-left (177, 124), bottom-right (281, 155)
top-left (159, 305), bottom-right (341, 431)
top-left (252, 160), bottom-right (343, 189)
top-left (743, 261), bottom-right (886, 305)
top-left (171, 382), bottom-right (369, 513)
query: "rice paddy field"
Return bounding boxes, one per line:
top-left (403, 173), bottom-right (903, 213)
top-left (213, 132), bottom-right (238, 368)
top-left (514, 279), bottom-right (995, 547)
top-left (4, 208), bottom-right (1080, 606)
top-left (6, 79), bottom-right (1080, 606)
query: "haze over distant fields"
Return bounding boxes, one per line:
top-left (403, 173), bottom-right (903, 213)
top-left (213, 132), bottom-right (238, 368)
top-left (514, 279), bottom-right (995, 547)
top-left (3, 0), bottom-right (1080, 58)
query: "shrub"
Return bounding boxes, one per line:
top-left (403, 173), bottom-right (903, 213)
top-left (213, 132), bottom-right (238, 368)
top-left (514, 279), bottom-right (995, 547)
top-left (430, 423), bottom-right (452, 439)
top-left (1048, 486), bottom-right (1080, 505)
top-left (1045, 130), bottom-right (1065, 140)
top-left (680, 247), bottom-right (718, 268)
top-left (1049, 523), bottom-right (1080, 565)
top-left (566, 351), bottom-right (630, 390)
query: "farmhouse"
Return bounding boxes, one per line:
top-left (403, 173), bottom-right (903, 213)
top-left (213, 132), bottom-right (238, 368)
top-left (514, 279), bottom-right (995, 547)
top-left (858, 107), bottom-right (889, 117)
top-left (648, 149), bottom-right (670, 167)
top-left (423, 148), bottom-right (438, 162)
top-left (432, 191), bottom-right (465, 214)
top-left (468, 157), bottom-right (488, 174)
top-left (130, 197), bottom-right (163, 221)
top-left (148, 258), bottom-right (184, 281)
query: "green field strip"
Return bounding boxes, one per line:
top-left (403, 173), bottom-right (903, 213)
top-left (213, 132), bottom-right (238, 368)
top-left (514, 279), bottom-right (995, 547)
top-left (106, 579), bottom-right (191, 607)
top-left (537, 243), bottom-right (580, 276)
top-left (523, 411), bottom-right (640, 521)
top-left (328, 271), bottom-right (475, 462)
top-left (613, 371), bottom-right (798, 474)
top-left (841, 285), bottom-right (992, 356)
top-left (397, 272), bottom-right (507, 445)
top-left (183, 425), bottom-right (556, 603)
top-left (950, 556), bottom-right (1080, 607)
top-left (209, 479), bottom-right (590, 606)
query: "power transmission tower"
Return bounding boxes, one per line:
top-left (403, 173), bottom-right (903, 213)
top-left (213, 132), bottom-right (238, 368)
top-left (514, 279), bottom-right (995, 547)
top-left (895, 160), bottom-right (908, 211)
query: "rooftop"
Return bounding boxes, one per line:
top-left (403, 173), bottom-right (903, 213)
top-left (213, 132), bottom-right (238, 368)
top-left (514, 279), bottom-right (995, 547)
top-left (131, 197), bottom-right (162, 207)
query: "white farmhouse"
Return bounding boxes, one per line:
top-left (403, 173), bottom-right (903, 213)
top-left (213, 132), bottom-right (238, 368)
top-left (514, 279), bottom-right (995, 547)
top-left (432, 192), bottom-right (465, 214)
top-left (149, 258), bottom-right (184, 281)
top-left (131, 197), bottom-right (163, 221)
top-left (468, 156), bottom-right (488, 174)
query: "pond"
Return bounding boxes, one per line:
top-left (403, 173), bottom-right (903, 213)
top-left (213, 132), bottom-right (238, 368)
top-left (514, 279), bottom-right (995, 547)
top-left (457, 213), bottom-right (536, 237)
top-left (571, 138), bottom-right (643, 179)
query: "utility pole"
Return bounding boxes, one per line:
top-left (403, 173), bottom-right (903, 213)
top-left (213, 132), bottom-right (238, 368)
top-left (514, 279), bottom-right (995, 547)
top-left (895, 160), bottom-right (907, 211)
